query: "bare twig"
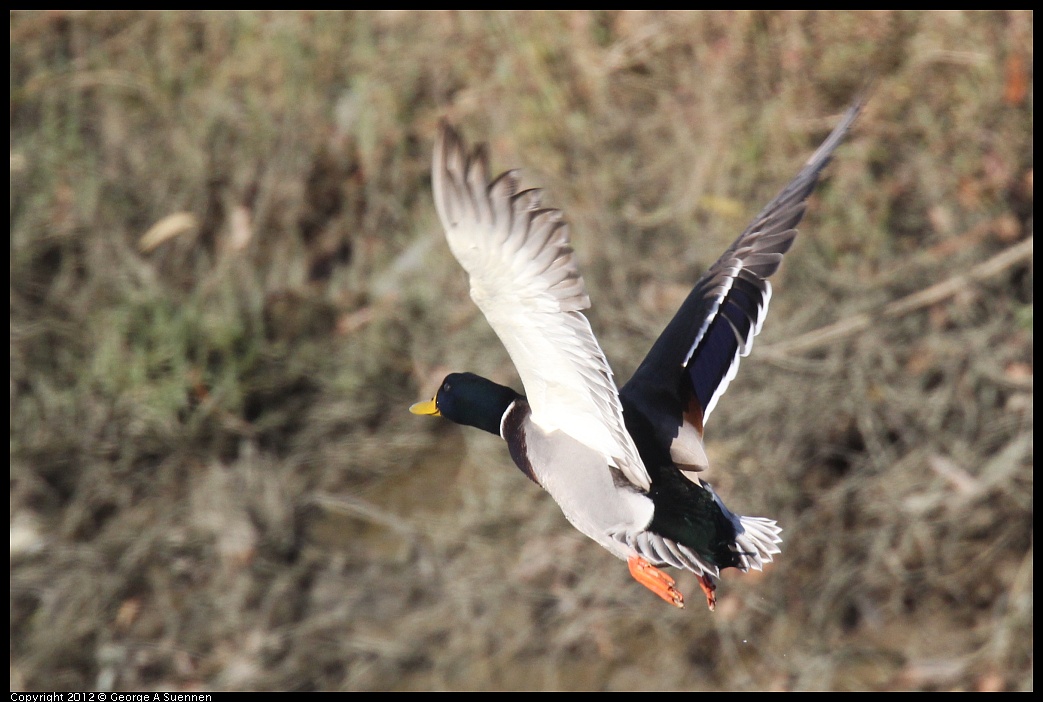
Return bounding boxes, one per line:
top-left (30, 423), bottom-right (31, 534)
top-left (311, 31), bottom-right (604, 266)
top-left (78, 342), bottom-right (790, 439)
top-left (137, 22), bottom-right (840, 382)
top-left (762, 236), bottom-right (1033, 357)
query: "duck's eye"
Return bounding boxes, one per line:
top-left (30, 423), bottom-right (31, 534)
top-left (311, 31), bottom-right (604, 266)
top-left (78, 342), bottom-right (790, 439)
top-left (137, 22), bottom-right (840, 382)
top-left (443, 382), bottom-right (451, 392)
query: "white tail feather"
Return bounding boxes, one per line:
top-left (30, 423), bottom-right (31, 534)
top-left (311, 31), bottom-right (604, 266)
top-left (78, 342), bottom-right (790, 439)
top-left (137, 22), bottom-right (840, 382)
top-left (733, 516), bottom-right (783, 572)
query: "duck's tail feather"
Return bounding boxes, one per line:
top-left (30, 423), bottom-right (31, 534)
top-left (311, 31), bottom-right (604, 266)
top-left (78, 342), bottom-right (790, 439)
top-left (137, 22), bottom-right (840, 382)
top-left (732, 515), bottom-right (783, 572)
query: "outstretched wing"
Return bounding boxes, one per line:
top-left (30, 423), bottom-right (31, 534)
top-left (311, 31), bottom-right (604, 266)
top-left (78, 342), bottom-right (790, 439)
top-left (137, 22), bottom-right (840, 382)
top-left (433, 123), bottom-right (651, 491)
top-left (621, 99), bottom-right (862, 471)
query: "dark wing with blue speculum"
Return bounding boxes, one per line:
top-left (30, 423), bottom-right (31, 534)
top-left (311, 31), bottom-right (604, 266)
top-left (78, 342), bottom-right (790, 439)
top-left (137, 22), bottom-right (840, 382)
top-left (621, 100), bottom-right (863, 476)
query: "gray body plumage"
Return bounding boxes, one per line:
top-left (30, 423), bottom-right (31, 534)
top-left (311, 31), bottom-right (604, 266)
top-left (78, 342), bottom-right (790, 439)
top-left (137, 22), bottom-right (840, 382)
top-left (502, 399), bottom-right (655, 562)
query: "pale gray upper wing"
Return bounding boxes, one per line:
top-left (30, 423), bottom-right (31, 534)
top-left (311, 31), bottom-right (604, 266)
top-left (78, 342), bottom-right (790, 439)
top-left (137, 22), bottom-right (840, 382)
top-left (433, 123), bottom-right (651, 491)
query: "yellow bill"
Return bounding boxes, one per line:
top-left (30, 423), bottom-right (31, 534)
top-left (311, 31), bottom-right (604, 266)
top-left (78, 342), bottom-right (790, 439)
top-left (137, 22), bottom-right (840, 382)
top-left (409, 399), bottom-right (440, 416)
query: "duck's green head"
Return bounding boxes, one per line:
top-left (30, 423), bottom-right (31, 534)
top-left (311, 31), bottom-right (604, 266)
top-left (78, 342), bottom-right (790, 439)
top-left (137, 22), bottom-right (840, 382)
top-left (410, 372), bottom-right (522, 436)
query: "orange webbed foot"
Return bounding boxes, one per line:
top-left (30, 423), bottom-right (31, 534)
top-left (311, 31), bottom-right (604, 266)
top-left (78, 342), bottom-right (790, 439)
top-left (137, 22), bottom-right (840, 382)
top-left (696, 573), bottom-right (717, 611)
top-left (628, 556), bottom-right (685, 608)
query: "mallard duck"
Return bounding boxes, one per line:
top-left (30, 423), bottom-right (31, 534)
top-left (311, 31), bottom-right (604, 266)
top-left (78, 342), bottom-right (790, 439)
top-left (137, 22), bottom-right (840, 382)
top-left (411, 101), bottom-right (861, 609)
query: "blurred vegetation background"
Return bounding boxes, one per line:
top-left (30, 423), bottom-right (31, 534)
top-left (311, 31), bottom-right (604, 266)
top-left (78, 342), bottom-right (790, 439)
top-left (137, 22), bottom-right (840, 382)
top-left (10, 10), bottom-right (1032, 691)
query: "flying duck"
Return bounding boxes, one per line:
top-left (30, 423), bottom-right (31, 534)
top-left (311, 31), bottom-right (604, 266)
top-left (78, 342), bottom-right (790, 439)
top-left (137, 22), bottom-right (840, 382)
top-left (411, 101), bottom-right (861, 609)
